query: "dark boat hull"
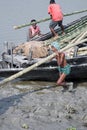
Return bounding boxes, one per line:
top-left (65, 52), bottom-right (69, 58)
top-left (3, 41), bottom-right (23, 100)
top-left (0, 56), bottom-right (87, 82)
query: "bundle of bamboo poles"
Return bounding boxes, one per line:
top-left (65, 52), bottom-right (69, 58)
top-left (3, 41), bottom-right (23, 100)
top-left (13, 9), bottom-right (87, 29)
top-left (78, 46), bottom-right (87, 51)
top-left (77, 46), bottom-right (87, 55)
top-left (44, 16), bottom-right (87, 47)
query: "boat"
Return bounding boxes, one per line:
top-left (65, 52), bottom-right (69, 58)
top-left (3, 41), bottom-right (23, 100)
top-left (0, 15), bottom-right (87, 82)
top-left (0, 55), bottom-right (87, 82)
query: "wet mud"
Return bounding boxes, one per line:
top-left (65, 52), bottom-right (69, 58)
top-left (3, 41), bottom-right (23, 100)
top-left (0, 81), bottom-right (87, 130)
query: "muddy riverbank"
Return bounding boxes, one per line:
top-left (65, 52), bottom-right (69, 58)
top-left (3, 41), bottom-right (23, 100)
top-left (0, 81), bottom-right (87, 130)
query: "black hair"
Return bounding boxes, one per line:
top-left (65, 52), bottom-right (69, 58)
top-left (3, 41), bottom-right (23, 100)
top-left (50, 0), bottom-right (55, 4)
top-left (31, 19), bottom-right (36, 23)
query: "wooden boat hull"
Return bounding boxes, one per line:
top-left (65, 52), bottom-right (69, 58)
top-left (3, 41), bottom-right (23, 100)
top-left (0, 64), bottom-right (87, 82)
top-left (0, 56), bottom-right (87, 82)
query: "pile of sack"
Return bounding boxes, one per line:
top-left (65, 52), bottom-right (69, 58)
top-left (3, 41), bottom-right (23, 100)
top-left (13, 41), bottom-right (49, 58)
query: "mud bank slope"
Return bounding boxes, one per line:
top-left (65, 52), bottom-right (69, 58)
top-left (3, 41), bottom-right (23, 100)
top-left (0, 81), bottom-right (87, 130)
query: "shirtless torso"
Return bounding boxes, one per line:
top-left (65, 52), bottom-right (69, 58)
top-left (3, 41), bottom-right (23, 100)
top-left (51, 46), bottom-right (70, 86)
top-left (55, 52), bottom-right (67, 68)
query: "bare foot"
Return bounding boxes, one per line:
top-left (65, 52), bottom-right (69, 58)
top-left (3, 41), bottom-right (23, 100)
top-left (53, 35), bottom-right (59, 40)
top-left (56, 81), bottom-right (67, 87)
top-left (62, 32), bottom-right (65, 35)
top-left (55, 33), bottom-right (58, 37)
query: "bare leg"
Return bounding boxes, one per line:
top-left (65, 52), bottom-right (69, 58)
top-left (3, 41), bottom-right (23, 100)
top-left (50, 27), bottom-right (58, 37)
top-left (56, 73), bottom-right (66, 86)
top-left (60, 24), bottom-right (65, 34)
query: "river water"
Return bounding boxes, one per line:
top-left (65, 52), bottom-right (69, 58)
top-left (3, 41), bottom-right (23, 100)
top-left (0, 0), bottom-right (87, 130)
top-left (0, 0), bottom-right (87, 48)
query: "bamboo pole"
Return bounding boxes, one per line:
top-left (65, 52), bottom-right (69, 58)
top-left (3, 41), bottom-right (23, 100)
top-left (13, 9), bottom-right (87, 29)
top-left (58, 20), bottom-right (87, 41)
top-left (70, 31), bottom-right (87, 44)
top-left (0, 37), bottom-right (87, 86)
top-left (63, 19), bottom-right (87, 35)
top-left (78, 51), bottom-right (87, 55)
top-left (78, 47), bottom-right (87, 51)
top-left (61, 38), bottom-right (87, 52)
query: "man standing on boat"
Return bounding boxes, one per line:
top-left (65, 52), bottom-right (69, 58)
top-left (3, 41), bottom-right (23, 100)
top-left (51, 41), bottom-right (71, 87)
top-left (28, 19), bottom-right (42, 40)
top-left (48, 0), bottom-right (65, 37)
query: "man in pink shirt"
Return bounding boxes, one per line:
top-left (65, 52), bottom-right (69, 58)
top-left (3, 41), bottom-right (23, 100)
top-left (29, 19), bottom-right (41, 40)
top-left (48, 0), bottom-right (65, 37)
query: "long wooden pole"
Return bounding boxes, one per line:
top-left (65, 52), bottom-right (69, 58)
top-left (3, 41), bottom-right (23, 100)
top-left (78, 46), bottom-right (87, 51)
top-left (13, 9), bottom-right (87, 29)
top-left (0, 37), bottom-right (87, 86)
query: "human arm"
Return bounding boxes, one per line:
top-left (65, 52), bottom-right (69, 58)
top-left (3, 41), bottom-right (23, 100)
top-left (58, 52), bottom-right (65, 66)
top-left (48, 5), bottom-right (52, 17)
top-left (29, 28), bottom-right (34, 38)
top-left (37, 28), bottom-right (41, 35)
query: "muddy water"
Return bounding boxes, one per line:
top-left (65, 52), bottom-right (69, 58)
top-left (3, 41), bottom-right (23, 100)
top-left (0, 81), bottom-right (87, 130)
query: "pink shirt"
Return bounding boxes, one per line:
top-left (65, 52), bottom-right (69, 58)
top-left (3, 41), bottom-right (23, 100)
top-left (48, 3), bottom-right (63, 21)
top-left (30, 26), bottom-right (40, 36)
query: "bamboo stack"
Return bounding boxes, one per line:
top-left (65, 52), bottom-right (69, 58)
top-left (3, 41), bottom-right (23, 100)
top-left (77, 46), bottom-right (87, 55)
top-left (44, 16), bottom-right (87, 47)
top-left (78, 46), bottom-right (87, 51)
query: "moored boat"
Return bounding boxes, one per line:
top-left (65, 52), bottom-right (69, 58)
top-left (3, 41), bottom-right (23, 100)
top-left (0, 55), bottom-right (87, 81)
top-left (0, 15), bottom-right (87, 82)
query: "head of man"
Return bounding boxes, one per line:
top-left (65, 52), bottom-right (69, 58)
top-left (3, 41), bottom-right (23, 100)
top-left (31, 19), bottom-right (37, 29)
top-left (51, 41), bottom-right (60, 51)
top-left (50, 0), bottom-right (55, 4)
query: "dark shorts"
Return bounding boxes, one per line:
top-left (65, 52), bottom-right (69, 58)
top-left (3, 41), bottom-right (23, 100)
top-left (49, 20), bottom-right (63, 29)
